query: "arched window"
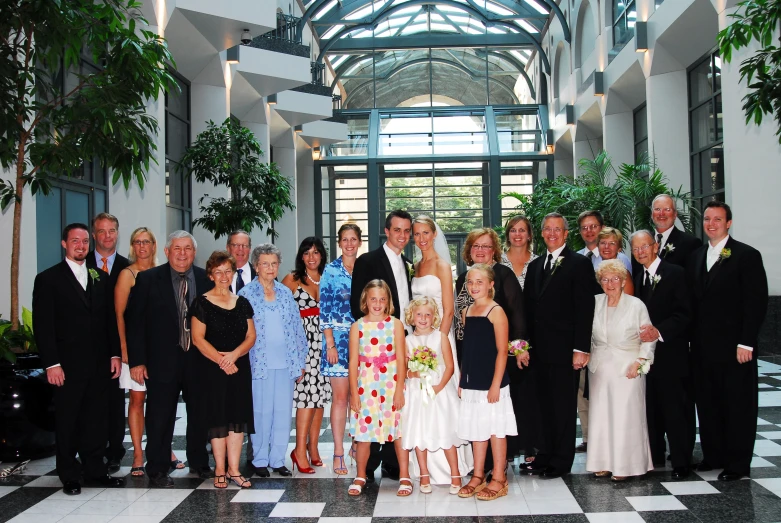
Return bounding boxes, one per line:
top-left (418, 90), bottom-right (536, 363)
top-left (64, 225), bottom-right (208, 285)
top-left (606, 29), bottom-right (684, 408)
top-left (612, 0), bottom-right (637, 48)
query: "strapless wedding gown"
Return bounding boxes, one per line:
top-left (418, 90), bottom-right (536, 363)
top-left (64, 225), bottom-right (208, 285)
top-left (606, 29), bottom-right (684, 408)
top-left (407, 275), bottom-right (473, 484)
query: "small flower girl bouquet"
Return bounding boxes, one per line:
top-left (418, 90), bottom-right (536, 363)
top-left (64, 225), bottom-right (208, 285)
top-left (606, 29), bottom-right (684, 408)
top-left (409, 346), bottom-right (438, 402)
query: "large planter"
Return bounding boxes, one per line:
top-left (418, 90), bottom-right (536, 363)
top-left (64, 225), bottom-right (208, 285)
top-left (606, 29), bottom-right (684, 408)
top-left (0, 353), bottom-right (56, 461)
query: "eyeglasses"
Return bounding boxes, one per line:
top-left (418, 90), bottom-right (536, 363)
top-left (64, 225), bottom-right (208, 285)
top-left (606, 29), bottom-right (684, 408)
top-left (653, 207), bottom-right (675, 213)
top-left (580, 224), bottom-right (600, 232)
top-left (631, 244), bottom-right (654, 254)
top-left (600, 277), bottom-right (622, 284)
top-left (598, 241), bottom-right (618, 248)
top-left (96, 228), bottom-right (118, 235)
top-left (171, 246), bottom-right (193, 253)
top-left (259, 262), bottom-right (279, 269)
top-left (212, 269), bottom-right (234, 278)
top-left (542, 227), bottom-right (565, 234)
top-left (471, 244), bottom-right (494, 251)
top-left (133, 239), bottom-right (153, 246)
top-left (228, 243), bottom-right (250, 250)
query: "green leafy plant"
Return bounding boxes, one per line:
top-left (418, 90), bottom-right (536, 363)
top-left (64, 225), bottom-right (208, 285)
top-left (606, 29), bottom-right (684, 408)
top-left (178, 118), bottom-right (296, 240)
top-left (0, 308), bottom-right (37, 363)
top-left (718, 0), bottom-right (781, 143)
top-left (0, 0), bottom-right (176, 330)
top-left (500, 151), bottom-right (696, 254)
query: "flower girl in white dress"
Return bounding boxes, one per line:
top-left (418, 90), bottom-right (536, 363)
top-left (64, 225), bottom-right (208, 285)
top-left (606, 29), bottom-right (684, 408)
top-left (402, 297), bottom-right (468, 494)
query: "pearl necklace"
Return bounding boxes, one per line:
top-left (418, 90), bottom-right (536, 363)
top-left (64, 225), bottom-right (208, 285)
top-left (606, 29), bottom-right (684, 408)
top-left (307, 272), bottom-right (321, 285)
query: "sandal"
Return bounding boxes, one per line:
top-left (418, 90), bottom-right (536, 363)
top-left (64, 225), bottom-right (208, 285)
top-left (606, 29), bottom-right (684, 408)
top-left (214, 475), bottom-right (228, 489)
top-left (450, 475), bottom-right (462, 495)
top-left (397, 478), bottom-right (414, 497)
top-left (130, 466), bottom-right (146, 477)
top-left (348, 477), bottom-right (366, 496)
top-left (611, 475), bottom-right (628, 482)
top-left (458, 475), bottom-right (486, 498)
top-left (594, 470), bottom-right (611, 478)
top-left (229, 474), bottom-right (251, 488)
top-left (477, 480), bottom-right (509, 501)
top-left (333, 455), bottom-right (348, 476)
top-left (419, 474), bottom-right (432, 494)
top-left (170, 459), bottom-right (185, 470)
top-left (348, 443), bottom-right (357, 465)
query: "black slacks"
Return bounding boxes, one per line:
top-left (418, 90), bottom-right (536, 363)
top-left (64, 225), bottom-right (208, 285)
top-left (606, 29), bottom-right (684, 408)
top-left (533, 363), bottom-right (579, 473)
top-left (694, 357), bottom-right (758, 476)
top-left (366, 441), bottom-right (399, 476)
top-left (105, 379), bottom-right (127, 462)
top-left (54, 375), bottom-right (109, 483)
top-left (646, 372), bottom-right (694, 468)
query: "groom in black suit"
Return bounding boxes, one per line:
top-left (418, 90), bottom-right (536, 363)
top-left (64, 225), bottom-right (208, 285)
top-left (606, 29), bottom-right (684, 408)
top-left (523, 213), bottom-right (595, 478)
top-left (631, 230), bottom-right (694, 479)
top-left (33, 223), bottom-right (125, 495)
top-left (687, 201), bottom-right (768, 481)
top-left (126, 231), bottom-right (214, 487)
top-left (350, 209), bottom-right (413, 482)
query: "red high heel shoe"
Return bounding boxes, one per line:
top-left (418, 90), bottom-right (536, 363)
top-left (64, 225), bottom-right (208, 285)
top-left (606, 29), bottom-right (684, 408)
top-left (290, 450), bottom-right (316, 474)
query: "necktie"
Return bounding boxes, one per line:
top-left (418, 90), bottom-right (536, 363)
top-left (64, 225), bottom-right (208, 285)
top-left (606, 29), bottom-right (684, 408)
top-left (101, 257), bottom-right (109, 273)
top-left (656, 233), bottom-right (664, 254)
top-left (586, 251), bottom-right (594, 259)
top-left (178, 274), bottom-right (191, 351)
top-left (235, 268), bottom-right (244, 293)
top-left (641, 270), bottom-right (652, 301)
top-left (544, 253), bottom-right (553, 275)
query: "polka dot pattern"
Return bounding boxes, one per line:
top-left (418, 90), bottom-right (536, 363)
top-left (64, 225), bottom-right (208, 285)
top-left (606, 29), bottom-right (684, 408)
top-left (292, 287), bottom-right (332, 408)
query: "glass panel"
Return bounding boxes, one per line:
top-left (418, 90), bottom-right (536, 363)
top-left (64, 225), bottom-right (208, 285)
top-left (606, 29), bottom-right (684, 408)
top-left (166, 206), bottom-right (182, 236)
top-left (495, 113), bottom-right (537, 132)
top-left (635, 138), bottom-right (648, 164)
top-left (433, 133), bottom-right (488, 155)
top-left (712, 54), bottom-right (721, 93)
top-left (432, 114), bottom-right (485, 133)
top-left (380, 113), bottom-right (432, 133)
top-left (714, 94), bottom-right (723, 140)
top-left (379, 134), bottom-right (433, 156)
top-left (64, 190), bottom-right (89, 227)
top-left (36, 187), bottom-right (62, 272)
top-left (613, 0), bottom-right (626, 22)
top-left (348, 117), bottom-right (370, 135)
top-left (94, 189), bottom-right (105, 215)
top-left (497, 131), bottom-right (540, 153)
top-left (167, 76), bottom-right (189, 120)
top-left (167, 116), bottom-right (189, 164)
top-left (634, 105), bottom-right (648, 142)
top-left (689, 59), bottom-right (713, 106)
top-left (690, 101), bottom-right (714, 150)
top-left (699, 146), bottom-right (724, 194)
top-left (166, 160), bottom-right (180, 205)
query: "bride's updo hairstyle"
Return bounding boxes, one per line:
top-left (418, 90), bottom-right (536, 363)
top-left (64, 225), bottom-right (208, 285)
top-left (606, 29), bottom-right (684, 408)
top-left (412, 215), bottom-right (437, 235)
top-left (404, 296), bottom-right (442, 329)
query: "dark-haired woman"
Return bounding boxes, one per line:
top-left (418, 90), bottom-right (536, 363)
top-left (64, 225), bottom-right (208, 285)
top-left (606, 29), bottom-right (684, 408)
top-left (282, 237), bottom-right (331, 473)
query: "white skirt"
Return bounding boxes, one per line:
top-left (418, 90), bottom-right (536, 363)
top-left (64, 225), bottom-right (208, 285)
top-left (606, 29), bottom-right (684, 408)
top-left (118, 362), bottom-right (146, 392)
top-left (457, 385), bottom-right (517, 441)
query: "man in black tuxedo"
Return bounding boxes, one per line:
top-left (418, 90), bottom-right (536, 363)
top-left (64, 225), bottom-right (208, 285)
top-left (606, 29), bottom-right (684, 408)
top-left (687, 201), bottom-right (768, 481)
top-left (523, 213), bottom-right (595, 478)
top-left (126, 230), bottom-right (214, 487)
top-left (85, 212), bottom-right (130, 473)
top-left (350, 209), bottom-right (413, 482)
top-left (631, 230), bottom-right (693, 479)
top-left (33, 223), bottom-right (125, 495)
top-left (651, 194), bottom-right (702, 268)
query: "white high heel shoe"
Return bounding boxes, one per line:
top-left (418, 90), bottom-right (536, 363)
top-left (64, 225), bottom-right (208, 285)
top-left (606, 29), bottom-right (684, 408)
top-left (419, 474), bottom-right (432, 494)
top-left (450, 475), bottom-right (463, 495)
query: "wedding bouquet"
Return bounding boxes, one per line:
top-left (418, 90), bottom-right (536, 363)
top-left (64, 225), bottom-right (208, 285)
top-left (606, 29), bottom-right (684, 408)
top-left (508, 339), bottom-right (531, 356)
top-left (408, 346), bottom-right (438, 402)
top-left (637, 359), bottom-right (651, 375)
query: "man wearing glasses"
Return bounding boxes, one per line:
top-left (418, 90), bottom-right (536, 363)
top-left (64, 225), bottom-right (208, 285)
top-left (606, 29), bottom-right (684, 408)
top-left (650, 194), bottom-right (702, 269)
top-left (226, 230), bottom-right (257, 293)
top-left (576, 210), bottom-right (632, 272)
top-left (86, 213), bottom-right (130, 473)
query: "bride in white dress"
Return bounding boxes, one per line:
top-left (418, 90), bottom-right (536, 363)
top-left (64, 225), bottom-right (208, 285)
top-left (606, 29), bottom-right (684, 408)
top-left (405, 215), bottom-right (473, 488)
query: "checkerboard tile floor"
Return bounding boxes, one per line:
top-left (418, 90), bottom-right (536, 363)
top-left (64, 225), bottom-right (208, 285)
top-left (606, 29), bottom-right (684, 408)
top-left (2, 359), bottom-right (781, 522)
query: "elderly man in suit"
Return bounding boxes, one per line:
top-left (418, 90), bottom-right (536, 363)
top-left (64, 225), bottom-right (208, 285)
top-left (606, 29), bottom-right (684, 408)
top-left (227, 230), bottom-right (257, 294)
top-left (631, 230), bottom-right (693, 479)
top-left (33, 223), bottom-right (125, 495)
top-left (85, 212), bottom-right (130, 473)
top-left (126, 231), bottom-right (214, 487)
top-left (687, 201), bottom-right (768, 481)
top-left (651, 195), bottom-right (702, 268)
top-left (350, 209), bottom-right (413, 482)
top-left (523, 213), bottom-right (595, 478)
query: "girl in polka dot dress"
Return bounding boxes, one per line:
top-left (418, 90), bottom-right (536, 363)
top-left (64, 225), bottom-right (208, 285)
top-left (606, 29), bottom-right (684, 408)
top-left (347, 279), bottom-right (410, 497)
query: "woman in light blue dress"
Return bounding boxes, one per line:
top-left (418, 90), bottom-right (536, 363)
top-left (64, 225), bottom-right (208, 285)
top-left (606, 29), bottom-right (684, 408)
top-left (319, 223), bottom-right (362, 475)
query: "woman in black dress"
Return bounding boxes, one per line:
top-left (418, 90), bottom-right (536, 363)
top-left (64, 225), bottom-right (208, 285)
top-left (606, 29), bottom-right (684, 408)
top-left (190, 251), bottom-right (257, 489)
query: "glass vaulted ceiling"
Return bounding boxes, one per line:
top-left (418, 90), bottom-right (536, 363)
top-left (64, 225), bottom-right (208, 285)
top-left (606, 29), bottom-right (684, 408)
top-left (306, 0), bottom-right (551, 109)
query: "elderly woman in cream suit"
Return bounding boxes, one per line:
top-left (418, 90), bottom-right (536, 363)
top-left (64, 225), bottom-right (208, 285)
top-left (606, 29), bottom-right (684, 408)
top-left (587, 259), bottom-right (656, 481)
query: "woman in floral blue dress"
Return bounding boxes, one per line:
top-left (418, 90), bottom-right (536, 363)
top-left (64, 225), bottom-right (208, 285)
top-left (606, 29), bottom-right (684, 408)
top-left (320, 223), bottom-right (362, 475)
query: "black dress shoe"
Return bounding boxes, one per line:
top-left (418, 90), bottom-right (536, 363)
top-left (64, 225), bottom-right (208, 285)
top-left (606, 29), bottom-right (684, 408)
top-left (189, 466), bottom-right (215, 479)
top-left (253, 466), bottom-right (270, 478)
top-left (381, 467), bottom-right (400, 481)
top-left (62, 480), bottom-right (81, 495)
top-left (540, 467), bottom-right (566, 479)
top-left (87, 475), bottom-right (126, 488)
top-left (107, 459), bottom-right (121, 474)
top-left (696, 462), bottom-right (714, 472)
top-left (148, 472), bottom-right (175, 488)
top-left (718, 470), bottom-right (744, 481)
top-left (272, 466), bottom-right (292, 477)
top-left (521, 463), bottom-right (546, 475)
top-left (671, 467), bottom-right (690, 479)
top-left (366, 471), bottom-right (376, 484)
top-left (575, 442), bottom-right (587, 453)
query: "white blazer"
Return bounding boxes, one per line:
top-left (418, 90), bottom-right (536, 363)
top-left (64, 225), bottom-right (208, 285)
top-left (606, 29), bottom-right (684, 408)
top-left (588, 293), bottom-right (656, 377)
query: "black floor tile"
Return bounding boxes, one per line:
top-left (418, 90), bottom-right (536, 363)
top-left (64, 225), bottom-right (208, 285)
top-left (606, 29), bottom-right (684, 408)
top-left (0, 487), bottom-right (58, 523)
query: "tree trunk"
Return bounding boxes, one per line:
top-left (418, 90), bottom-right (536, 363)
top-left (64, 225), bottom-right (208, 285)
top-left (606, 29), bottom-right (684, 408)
top-left (10, 138), bottom-right (27, 331)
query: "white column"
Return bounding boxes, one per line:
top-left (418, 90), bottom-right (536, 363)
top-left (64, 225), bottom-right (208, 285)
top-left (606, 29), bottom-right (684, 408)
top-left (603, 111), bottom-right (635, 173)
top-left (646, 71), bottom-right (690, 192)
top-left (296, 140), bottom-right (316, 242)
top-left (273, 145), bottom-right (299, 268)
top-left (241, 120), bottom-right (273, 248)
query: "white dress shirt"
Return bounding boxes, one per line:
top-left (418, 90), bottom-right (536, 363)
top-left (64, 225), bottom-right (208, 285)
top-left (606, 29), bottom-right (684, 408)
top-left (382, 243), bottom-right (409, 325)
top-left (706, 235), bottom-right (730, 271)
top-left (66, 257), bottom-right (88, 291)
top-left (655, 227), bottom-right (674, 253)
top-left (641, 257), bottom-right (664, 343)
top-left (231, 261), bottom-right (252, 291)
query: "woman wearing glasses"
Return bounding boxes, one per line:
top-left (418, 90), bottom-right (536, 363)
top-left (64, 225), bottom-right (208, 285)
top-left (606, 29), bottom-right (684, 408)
top-left (115, 227), bottom-right (185, 476)
top-left (586, 259), bottom-right (656, 481)
top-left (597, 227), bottom-right (635, 295)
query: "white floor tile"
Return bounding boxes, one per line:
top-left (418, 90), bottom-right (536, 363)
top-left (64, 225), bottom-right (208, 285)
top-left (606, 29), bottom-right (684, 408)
top-left (117, 500), bottom-right (180, 517)
top-left (0, 486), bottom-right (19, 499)
top-left (91, 488), bottom-right (148, 501)
top-left (169, 468), bottom-right (198, 478)
top-left (318, 518), bottom-right (372, 523)
top-left (753, 440), bottom-right (781, 457)
top-left (758, 431), bottom-right (781, 440)
top-left (661, 481), bottom-right (721, 495)
top-left (230, 489), bottom-right (285, 503)
top-left (427, 499), bottom-right (479, 516)
top-left (268, 502), bottom-right (325, 518)
top-left (759, 383), bottom-right (774, 389)
top-left (526, 497), bottom-right (583, 515)
top-left (22, 498), bottom-right (85, 515)
top-left (586, 512), bottom-right (646, 523)
top-left (68, 499), bottom-right (132, 516)
top-left (751, 456), bottom-right (777, 468)
top-left (474, 496), bottom-right (531, 516)
top-left (136, 489), bottom-right (193, 503)
top-left (59, 515), bottom-right (114, 523)
top-left (693, 469), bottom-right (723, 482)
top-left (47, 487), bottom-right (105, 500)
top-left (372, 500), bottom-right (426, 517)
top-left (626, 495), bottom-right (687, 511)
top-left (8, 514), bottom-right (58, 523)
top-left (759, 391), bottom-right (781, 407)
top-left (111, 516), bottom-right (165, 523)
top-left (758, 417), bottom-right (773, 425)
top-left (23, 475), bottom-right (63, 488)
top-left (754, 478), bottom-right (781, 497)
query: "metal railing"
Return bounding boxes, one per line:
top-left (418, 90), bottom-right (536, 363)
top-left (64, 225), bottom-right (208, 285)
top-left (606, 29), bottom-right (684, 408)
top-left (259, 12), bottom-right (302, 44)
top-left (332, 94), bottom-right (342, 110)
top-left (311, 61), bottom-right (326, 86)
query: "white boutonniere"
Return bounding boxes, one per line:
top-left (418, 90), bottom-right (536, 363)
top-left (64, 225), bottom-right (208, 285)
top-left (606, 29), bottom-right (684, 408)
top-left (651, 274), bottom-right (661, 290)
top-left (550, 256), bottom-right (564, 275)
top-left (406, 261), bottom-right (415, 280)
top-left (719, 248), bottom-right (731, 261)
top-left (88, 268), bottom-right (100, 283)
top-left (663, 243), bottom-right (675, 256)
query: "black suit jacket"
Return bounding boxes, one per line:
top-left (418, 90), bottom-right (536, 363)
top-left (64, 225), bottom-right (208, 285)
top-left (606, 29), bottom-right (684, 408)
top-left (659, 227), bottom-right (702, 269)
top-left (633, 259), bottom-right (691, 377)
top-left (126, 263), bottom-right (213, 382)
top-left (350, 246), bottom-right (412, 321)
top-left (86, 251), bottom-right (130, 356)
top-left (524, 247), bottom-right (595, 366)
top-left (32, 260), bottom-right (114, 380)
top-left (687, 237), bottom-right (768, 363)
